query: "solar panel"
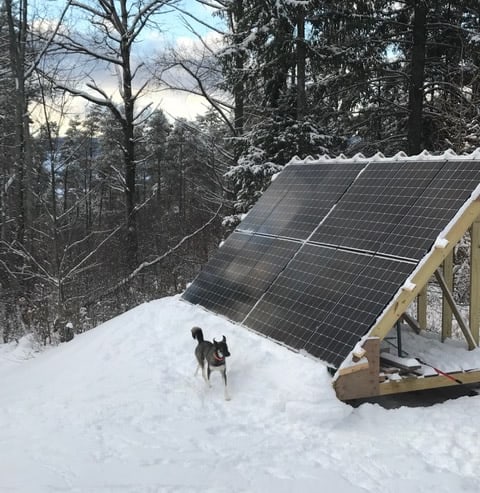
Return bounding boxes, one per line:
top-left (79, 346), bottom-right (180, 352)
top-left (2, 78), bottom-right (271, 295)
top-left (235, 173), bottom-right (290, 234)
top-left (244, 244), bottom-right (415, 367)
top-left (182, 155), bottom-right (480, 369)
top-left (238, 161), bottom-right (364, 240)
top-left (379, 160), bottom-right (480, 259)
top-left (310, 161), bottom-right (444, 255)
top-left (182, 232), bottom-right (301, 322)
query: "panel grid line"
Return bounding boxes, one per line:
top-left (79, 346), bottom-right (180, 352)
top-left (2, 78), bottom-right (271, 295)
top-left (241, 161), bottom-right (371, 325)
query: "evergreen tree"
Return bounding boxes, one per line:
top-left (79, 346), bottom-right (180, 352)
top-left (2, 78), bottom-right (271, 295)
top-left (215, 0), bottom-right (339, 216)
top-left (308, 0), bottom-right (480, 155)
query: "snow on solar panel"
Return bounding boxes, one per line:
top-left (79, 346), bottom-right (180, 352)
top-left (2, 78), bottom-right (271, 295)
top-left (182, 153), bottom-right (480, 368)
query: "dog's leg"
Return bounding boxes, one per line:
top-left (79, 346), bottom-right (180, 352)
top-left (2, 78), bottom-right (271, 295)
top-left (194, 356), bottom-right (203, 377)
top-left (222, 369), bottom-right (231, 401)
top-left (203, 364), bottom-right (212, 387)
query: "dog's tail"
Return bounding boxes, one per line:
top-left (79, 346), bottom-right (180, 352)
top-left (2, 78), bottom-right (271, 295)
top-left (191, 326), bottom-right (204, 343)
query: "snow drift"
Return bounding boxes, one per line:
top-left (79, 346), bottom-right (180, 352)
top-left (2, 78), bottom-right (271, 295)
top-left (1, 296), bottom-right (479, 492)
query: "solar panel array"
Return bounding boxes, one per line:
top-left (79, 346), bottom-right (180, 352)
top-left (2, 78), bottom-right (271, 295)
top-left (183, 157), bottom-right (480, 368)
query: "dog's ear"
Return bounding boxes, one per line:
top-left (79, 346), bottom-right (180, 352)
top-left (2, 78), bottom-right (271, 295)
top-left (222, 335), bottom-right (226, 342)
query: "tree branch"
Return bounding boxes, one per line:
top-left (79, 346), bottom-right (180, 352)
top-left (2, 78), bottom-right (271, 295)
top-left (85, 202), bottom-right (223, 304)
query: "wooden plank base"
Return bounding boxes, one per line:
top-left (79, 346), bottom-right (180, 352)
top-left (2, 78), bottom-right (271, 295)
top-left (378, 369), bottom-right (480, 396)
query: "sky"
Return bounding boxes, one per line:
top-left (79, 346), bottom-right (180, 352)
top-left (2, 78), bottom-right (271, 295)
top-left (1, 294), bottom-right (480, 492)
top-left (31, 0), bottom-right (226, 131)
top-left (139, 2), bottom-right (226, 120)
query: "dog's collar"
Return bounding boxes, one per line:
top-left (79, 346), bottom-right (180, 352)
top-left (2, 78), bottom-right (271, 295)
top-left (213, 351), bottom-right (225, 363)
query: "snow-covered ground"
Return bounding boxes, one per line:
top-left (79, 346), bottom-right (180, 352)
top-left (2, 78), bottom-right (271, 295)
top-left (1, 296), bottom-right (480, 492)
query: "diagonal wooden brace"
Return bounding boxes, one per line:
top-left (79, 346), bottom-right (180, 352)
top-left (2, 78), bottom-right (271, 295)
top-left (434, 269), bottom-right (477, 350)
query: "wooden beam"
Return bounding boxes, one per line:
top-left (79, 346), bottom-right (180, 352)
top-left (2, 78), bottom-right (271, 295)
top-left (401, 313), bottom-right (421, 334)
top-left (441, 250), bottom-right (454, 341)
top-left (334, 338), bottom-right (380, 400)
top-left (336, 361), bottom-right (369, 376)
top-left (434, 269), bottom-right (477, 350)
top-left (470, 217), bottom-right (480, 344)
top-left (378, 369), bottom-right (480, 395)
top-left (380, 353), bottom-right (421, 371)
top-left (369, 197), bottom-right (480, 342)
top-left (417, 285), bottom-right (428, 330)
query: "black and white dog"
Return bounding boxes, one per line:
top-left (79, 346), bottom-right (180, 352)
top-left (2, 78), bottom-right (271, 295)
top-left (191, 327), bottom-right (231, 401)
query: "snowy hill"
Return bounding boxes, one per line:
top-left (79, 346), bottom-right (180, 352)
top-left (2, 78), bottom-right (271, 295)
top-left (1, 296), bottom-right (480, 492)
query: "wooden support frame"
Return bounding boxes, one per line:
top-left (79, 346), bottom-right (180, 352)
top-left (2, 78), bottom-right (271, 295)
top-left (441, 250), bottom-right (454, 341)
top-left (378, 370), bottom-right (480, 396)
top-left (417, 286), bottom-right (428, 330)
top-left (334, 338), bottom-right (380, 400)
top-left (401, 313), bottom-right (421, 334)
top-left (434, 269), bottom-right (477, 350)
top-left (336, 363), bottom-right (480, 401)
top-left (368, 196), bottom-right (480, 342)
top-left (333, 196), bottom-right (480, 401)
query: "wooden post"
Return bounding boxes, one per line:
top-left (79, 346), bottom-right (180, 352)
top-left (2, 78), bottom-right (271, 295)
top-left (441, 250), bottom-right (453, 341)
top-left (417, 285), bottom-right (428, 330)
top-left (401, 312), bottom-right (421, 334)
top-left (435, 270), bottom-right (477, 350)
top-left (470, 218), bottom-right (480, 344)
top-left (334, 338), bottom-right (380, 400)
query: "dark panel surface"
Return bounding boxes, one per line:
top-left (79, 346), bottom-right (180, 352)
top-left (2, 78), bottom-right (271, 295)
top-left (235, 172), bottom-right (290, 234)
top-left (244, 244), bottom-right (415, 367)
top-left (310, 161), bottom-right (444, 253)
top-left (238, 162), bottom-right (364, 240)
top-left (304, 255), bottom-right (415, 366)
top-left (183, 158), bottom-right (480, 369)
top-left (182, 232), bottom-right (300, 322)
top-left (243, 246), bottom-right (370, 357)
top-left (379, 160), bottom-right (480, 259)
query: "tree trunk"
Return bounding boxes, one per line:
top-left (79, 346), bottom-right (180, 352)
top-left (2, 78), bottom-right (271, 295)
top-left (407, 2), bottom-right (428, 155)
top-left (266, 16), bottom-right (292, 108)
top-left (232, 0), bottom-right (245, 138)
top-left (6, 0), bottom-right (29, 245)
top-left (123, 116), bottom-right (138, 269)
top-left (122, 79), bottom-right (138, 270)
top-left (296, 8), bottom-right (306, 122)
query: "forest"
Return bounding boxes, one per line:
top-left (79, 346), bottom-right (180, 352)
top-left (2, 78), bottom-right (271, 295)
top-left (0, 0), bottom-right (479, 344)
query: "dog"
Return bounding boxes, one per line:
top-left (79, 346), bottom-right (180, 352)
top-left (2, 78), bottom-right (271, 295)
top-left (191, 327), bottom-right (231, 401)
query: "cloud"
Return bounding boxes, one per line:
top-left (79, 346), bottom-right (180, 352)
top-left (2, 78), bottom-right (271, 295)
top-left (155, 90), bottom-right (209, 121)
top-left (175, 30), bottom-right (223, 49)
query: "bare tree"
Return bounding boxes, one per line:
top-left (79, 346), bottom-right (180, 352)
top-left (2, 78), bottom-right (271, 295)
top-left (5, 0), bottom-right (31, 245)
top-left (4, 0), bottom-right (72, 244)
top-left (52, 0), bottom-right (177, 270)
top-left (153, 1), bottom-right (235, 134)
